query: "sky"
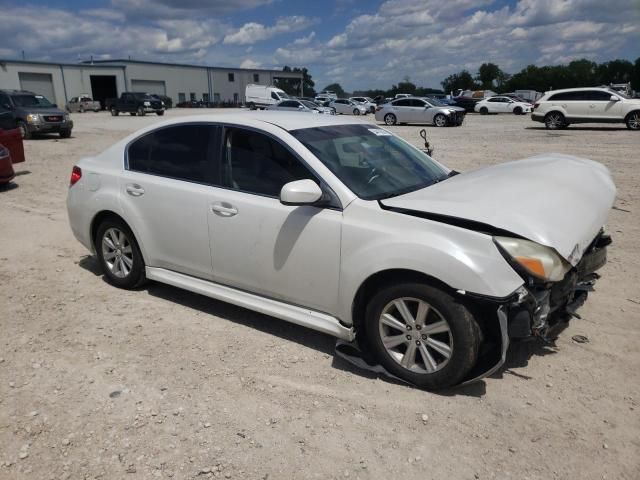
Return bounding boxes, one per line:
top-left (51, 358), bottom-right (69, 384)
top-left (0, 0), bottom-right (639, 91)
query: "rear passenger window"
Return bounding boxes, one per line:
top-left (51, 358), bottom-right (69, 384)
top-left (393, 99), bottom-right (412, 107)
top-left (586, 90), bottom-right (614, 101)
top-left (220, 128), bottom-right (315, 197)
top-left (127, 125), bottom-right (215, 183)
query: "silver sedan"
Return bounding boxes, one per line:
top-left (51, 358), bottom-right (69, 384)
top-left (375, 97), bottom-right (466, 126)
top-left (267, 99), bottom-right (335, 115)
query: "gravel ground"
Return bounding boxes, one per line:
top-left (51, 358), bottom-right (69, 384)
top-left (1, 109), bottom-right (639, 480)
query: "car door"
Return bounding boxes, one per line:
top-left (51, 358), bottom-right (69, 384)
top-left (206, 126), bottom-right (342, 314)
top-left (119, 123), bottom-right (220, 280)
top-left (585, 90), bottom-right (622, 120)
top-left (390, 99), bottom-right (412, 122)
top-left (410, 99), bottom-right (430, 123)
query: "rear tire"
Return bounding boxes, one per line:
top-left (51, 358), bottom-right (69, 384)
top-left (362, 283), bottom-right (481, 390)
top-left (479, 107), bottom-right (488, 115)
top-left (95, 218), bottom-right (146, 289)
top-left (545, 111), bottom-right (566, 129)
top-left (384, 113), bottom-right (397, 125)
top-left (626, 111), bottom-right (640, 130)
top-left (157, 110), bottom-right (164, 116)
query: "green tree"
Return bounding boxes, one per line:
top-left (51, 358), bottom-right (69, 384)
top-left (441, 70), bottom-right (477, 94)
top-left (632, 57), bottom-right (640, 92)
top-left (274, 66), bottom-right (316, 97)
top-left (477, 63), bottom-right (503, 89)
top-left (322, 83), bottom-right (346, 97)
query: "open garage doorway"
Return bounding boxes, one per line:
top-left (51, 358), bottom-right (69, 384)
top-left (90, 75), bottom-right (117, 110)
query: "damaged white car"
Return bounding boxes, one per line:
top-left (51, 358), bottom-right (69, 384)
top-left (67, 113), bottom-right (615, 390)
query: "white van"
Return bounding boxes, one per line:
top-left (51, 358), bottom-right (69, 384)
top-left (245, 84), bottom-right (290, 109)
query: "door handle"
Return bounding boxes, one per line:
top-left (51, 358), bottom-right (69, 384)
top-left (125, 184), bottom-right (145, 197)
top-left (211, 203), bottom-right (238, 216)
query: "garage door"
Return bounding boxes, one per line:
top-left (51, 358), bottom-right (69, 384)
top-left (131, 80), bottom-right (166, 96)
top-left (18, 72), bottom-right (56, 102)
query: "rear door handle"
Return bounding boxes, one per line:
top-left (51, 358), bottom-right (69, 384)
top-left (211, 203), bottom-right (238, 217)
top-left (126, 184), bottom-right (145, 197)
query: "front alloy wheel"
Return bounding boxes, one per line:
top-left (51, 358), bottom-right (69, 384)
top-left (364, 283), bottom-right (480, 390)
top-left (433, 114), bottom-right (447, 127)
top-left (626, 111), bottom-right (640, 130)
top-left (545, 112), bottom-right (565, 129)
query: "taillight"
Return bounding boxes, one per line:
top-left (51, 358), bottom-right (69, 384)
top-left (70, 166), bottom-right (82, 187)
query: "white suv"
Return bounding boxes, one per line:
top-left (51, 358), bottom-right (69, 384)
top-left (532, 87), bottom-right (640, 130)
top-left (67, 112), bottom-right (615, 389)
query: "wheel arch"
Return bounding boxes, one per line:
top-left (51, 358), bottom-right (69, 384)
top-left (90, 210), bottom-right (148, 264)
top-left (624, 109), bottom-right (640, 124)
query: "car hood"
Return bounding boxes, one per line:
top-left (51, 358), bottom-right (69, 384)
top-left (380, 154), bottom-right (616, 265)
top-left (24, 108), bottom-right (66, 115)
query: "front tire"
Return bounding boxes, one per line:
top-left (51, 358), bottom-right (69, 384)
top-left (433, 114), bottom-right (447, 127)
top-left (110, 108), bottom-right (119, 116)
top-left (249, 102), bottom-right (256, 110)
top-left (479, 107), bottom-right (488, 115)
top-left (384, 113), bottom-right (397, 125)
top-left (17, 121), bottom-right (32, 140)
top-left (157, 110), bottom-right (165, 116)
top-left (626, 111), bottom-right (640, 130)
top-left (353, 109), bottom-right (361, 115)
top-left (545, 111), bottom-right (565, 129)
top-left (59, 129), bottom-right (71, 139)
top-left (137, 107), bottom-right (145, 116)
top-left (95, 218), bottom-right (146, 289)
top-left (363, 283), bottom-right (480, 390)
top-left (513, 106), bottom-right (522, 115)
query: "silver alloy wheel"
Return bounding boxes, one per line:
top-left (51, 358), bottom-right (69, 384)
top-left (384, 114), bottom-right (396, 125)
top-left (101, 227), bottom-right (134, 279)
top-left (378, 297), bottom-right (453, 373)
top-left (628, 112), bottom-right (640, 130)
top-left (353, 109), bottom-right (360, 115)
top-left (434, 114), bottom-right (447, 127)
top-left (546, 112), bottom-right (563, 129)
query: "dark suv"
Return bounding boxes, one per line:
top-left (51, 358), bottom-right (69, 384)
top-left (0, 90), bottom-right (73, 139)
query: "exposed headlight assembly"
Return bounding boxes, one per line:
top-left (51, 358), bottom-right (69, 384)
top-left (26, 114), bottom-right (40, 123)
top-left (144, 101), bottom-right (151, 106)
top-left (494, 236), bottom-right (571, 282)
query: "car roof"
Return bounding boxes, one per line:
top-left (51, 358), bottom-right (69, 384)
top-left (544, 87), bottom-right (610, 94)
top-left (133, 111), bottom-right (371, 132)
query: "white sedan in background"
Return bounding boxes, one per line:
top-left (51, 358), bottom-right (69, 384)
top-left (475, 96), bottom-right (533, 115)
top-left (329, 99), bottom-right (368, 115)
top-left (67, 112), bottom-right (614, 390)
top-left (349, 97), bottom-right (376, 113)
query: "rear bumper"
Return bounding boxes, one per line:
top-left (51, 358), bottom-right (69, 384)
top-left (531, 112), bottom-right (545, 122)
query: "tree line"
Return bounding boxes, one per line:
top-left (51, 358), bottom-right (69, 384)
top-left (441, 58), bottom-right (640, 94)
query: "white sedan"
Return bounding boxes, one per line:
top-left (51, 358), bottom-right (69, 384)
top-left (67, 112), bottom-right (615, 390)
top-left (349, 97), bottom-right (376, 113)
top-left (329, 99), bottom-right (368, 115)
top-left (475, 96), bottom-right (533, 115)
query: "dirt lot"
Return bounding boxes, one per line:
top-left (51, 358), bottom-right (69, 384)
top-left (1, 109), bottom-right (639, 480)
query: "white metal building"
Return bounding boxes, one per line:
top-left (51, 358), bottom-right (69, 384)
top-left (0, 58), bottom-right (303, 109)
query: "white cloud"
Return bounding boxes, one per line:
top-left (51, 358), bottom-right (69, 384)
top-left (223, 16), bottom-right (316, 45)
top-left (292, 31), bottom-right (316, 46)
top-left (240, 58), bottom-right (262, 68)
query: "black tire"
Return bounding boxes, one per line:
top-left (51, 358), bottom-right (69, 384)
top-left (110, 108), bottom-right (119, 116)
top-left (137, 107), bottom-right (145, 116)
top-left (353, 109), bottom-right (361, 115)
top-left (544, 111), bottom-right (565, 129)
top-left (249, 102), bottom-right (256, 110)
top-left (17, 121), bottom-right (32, 140)
top-left (79, 106), bottom-right (84, 113)
top-left (625, 111), bottom-right (640, 130)
top-left (95, 218), bottom-right (146, 289)
top-left (130, 112), bottom-right (137, 116)
top-left (59, 130), bottom-right (71, 139)
top-left (362, 283), bottom-right (481, 390)
top-left (513, 106), bottom-right (522, 115)
top-left (479, 107), bottom-right (488, 115)
top-left (157, 110), bottom-right (164, 116)
top-left (384, 113), bottom-right (397, 125)
top-left (433, 113), bottom-right (447, 127)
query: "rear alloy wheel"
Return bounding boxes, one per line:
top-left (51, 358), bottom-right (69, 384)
top-left (513, 106), bottom-right (522, 115)
top-left (353, 109), bottom-right (361, 115)
top-left (433, 114), bottom-right (447, 127)
top-left (363, 283), bottom-right (481, 390)
top-left (96, 219), bottom-right (146, 289)
top-left (545, 112), bottom-right (565, 129)
top-left (384, 113), bottom-right (397, 125)
top-left (137, 107), bottom-right (146, 116)
top-left (626, 111), bottom-right (640, 130)
top-left (479, 107), bottom-right (488, 115)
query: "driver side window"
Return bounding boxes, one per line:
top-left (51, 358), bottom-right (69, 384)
top-left (219, 128), bottom-right (315, 197)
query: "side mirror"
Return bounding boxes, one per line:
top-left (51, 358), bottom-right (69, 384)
top-left (610, 95), bottom-right (619, 101)
top-left (280, 179), bottom-right (323, 206)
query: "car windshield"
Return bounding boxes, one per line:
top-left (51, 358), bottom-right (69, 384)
top-left (13, 94), bottom-right (55, 108)
top-left (277, 91), bottom-right (290, 99)
top-left (133, 93), bottom-right (154, 100)
top-left (301, 100), bottom-right (319, 109)
top-left (608, 89), bottom-right (630, 99)
top-left (291, 124), bottom-right (448, 200)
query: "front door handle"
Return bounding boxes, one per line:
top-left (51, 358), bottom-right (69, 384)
top-left (126, 184), bottom-right (145, 197)
top-left (211, 203), bottom-right (238, 217)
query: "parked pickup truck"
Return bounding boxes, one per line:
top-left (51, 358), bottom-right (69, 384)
top-left (109, 92), bottom-right (165, 117)
top-left (66, 95), bottom-right (101, 113)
